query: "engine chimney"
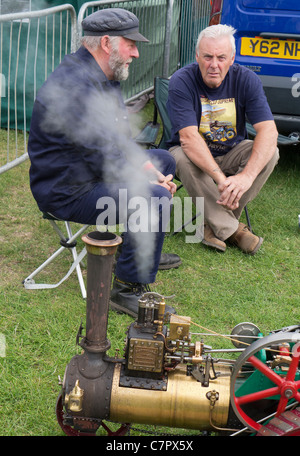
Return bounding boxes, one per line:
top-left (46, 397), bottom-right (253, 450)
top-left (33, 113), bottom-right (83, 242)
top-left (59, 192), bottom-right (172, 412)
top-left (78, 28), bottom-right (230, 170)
top-left (80, 231), bottom-right (122, 353)
top-left (59, 231), bottom-right (122, 434)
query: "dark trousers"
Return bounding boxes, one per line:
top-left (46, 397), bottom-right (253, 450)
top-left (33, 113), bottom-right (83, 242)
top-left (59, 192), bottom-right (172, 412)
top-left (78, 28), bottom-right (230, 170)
top-left (51, 149), bottom-right (176, 284)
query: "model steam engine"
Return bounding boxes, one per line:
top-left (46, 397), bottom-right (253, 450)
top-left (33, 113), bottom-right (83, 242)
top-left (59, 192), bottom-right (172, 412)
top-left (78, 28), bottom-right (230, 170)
top-left (56, 232), bottom-right (300, 437)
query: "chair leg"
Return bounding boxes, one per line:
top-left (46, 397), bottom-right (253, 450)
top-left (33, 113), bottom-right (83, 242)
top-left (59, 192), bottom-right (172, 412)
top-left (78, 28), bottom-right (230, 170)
top-left (244, 205), bottom-right (252, 232)
top-left (171, 206), bottom-right (252, 237)
top-left (23, 222), bottom-right (89, 298)
top-left (65, 222), bottom-right (87, 299)
top-left (170, 211), bottom-right (202, 236)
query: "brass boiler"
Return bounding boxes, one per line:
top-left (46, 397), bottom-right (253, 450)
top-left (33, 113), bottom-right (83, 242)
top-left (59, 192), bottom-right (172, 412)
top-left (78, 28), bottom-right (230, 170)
top-left (60, 231), bottom-right (231, 434)
top-left (110, 362), bottom-right (231, 430)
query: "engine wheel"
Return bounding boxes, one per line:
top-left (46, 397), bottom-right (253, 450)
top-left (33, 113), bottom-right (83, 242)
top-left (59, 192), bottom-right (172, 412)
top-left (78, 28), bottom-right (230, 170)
top-left (56, 393), bottom-right (84, 436)
top-left (99, 421), bottom-right (130, 436)
top-left (230, 332), bottom-right (300, 434)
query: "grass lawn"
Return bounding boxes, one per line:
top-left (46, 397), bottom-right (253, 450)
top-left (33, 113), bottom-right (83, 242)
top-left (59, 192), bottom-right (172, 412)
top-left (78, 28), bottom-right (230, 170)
top-left (0, 104), bottom-right (299, 436)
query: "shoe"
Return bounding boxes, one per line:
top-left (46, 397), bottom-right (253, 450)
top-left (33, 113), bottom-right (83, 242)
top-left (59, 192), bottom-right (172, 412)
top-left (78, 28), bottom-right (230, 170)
top-left (158, 253), bottom-right (182, 270)
top-left (202, 224), bottom-right (226, 252)
top-left (113, 235), bottom-right (181, 271)
top-left (227, 222), bottom-right (263, 255)
top-left (110, 277), bottom-right (176, 318)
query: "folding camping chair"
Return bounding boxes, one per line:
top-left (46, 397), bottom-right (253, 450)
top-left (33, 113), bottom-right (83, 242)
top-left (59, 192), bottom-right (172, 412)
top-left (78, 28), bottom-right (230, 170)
top-left (246, 122), bottom-right (300, 147)
top-left (137, 76), bottom-right (253, 234)
top-left (23, 212), bottom-right (89, 298)
top-left (135, 76), bottom-right (174, 152)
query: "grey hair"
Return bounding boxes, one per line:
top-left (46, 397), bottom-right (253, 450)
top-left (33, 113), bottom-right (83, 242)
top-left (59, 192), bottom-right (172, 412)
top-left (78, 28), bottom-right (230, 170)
top-left (196, 24), bottom-right (236, 57)
top-left (81, 35), bottom-right (121, 51)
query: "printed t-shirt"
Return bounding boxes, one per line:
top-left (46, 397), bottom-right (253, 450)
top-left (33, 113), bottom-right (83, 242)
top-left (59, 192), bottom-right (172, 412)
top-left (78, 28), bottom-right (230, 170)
top-left (167, 62), bottom-right (273, 157)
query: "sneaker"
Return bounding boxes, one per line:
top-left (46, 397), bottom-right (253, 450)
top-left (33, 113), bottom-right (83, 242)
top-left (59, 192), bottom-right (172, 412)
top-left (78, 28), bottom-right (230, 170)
top-left (227, 222), bottom-right (263, 255)
top-left (202, 224), bottom-right (226, 252)
top-left (110, 277), bottom-right (176, 318)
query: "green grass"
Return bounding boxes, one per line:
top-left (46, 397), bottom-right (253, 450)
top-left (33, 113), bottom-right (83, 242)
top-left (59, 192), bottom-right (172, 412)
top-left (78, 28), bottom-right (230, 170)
top-left (0, 104), bottom-right (299, 436)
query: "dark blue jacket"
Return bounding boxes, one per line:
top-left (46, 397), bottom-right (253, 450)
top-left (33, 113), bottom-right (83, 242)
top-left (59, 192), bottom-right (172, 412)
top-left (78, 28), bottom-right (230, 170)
top-left (28, 46), bottom-right (141, 212)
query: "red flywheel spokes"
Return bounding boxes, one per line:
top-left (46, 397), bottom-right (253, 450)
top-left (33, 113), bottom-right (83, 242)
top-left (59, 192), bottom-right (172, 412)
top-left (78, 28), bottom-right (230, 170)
top-left (230, 333), bottom-right (300, 435)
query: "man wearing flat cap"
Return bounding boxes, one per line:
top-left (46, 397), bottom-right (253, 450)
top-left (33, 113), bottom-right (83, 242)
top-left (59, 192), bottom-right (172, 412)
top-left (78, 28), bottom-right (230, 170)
top-left (28, 8), bottom-right (181, 317)
top-left (82, 8), bottom-right (149, 42)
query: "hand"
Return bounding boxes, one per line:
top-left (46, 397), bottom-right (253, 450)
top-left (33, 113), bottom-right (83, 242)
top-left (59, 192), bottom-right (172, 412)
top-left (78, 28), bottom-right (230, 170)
top-left (143, 161), bottom-right (176, 196)
top-left (216, 174), bottom-right (253, 210)
top-left (151, 173), bottom-right (177, 196)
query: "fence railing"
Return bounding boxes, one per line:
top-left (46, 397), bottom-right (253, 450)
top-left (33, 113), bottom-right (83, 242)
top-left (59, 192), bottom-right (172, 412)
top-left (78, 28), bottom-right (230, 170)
top-left (0, 0), bottom-right (211, 174)
top-left (0, 3), bottom-right (77, 173)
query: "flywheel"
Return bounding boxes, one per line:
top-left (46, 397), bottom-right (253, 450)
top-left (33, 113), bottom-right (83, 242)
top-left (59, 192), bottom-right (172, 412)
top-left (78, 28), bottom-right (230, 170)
top-left (230, 332), bottom-right (300, 435)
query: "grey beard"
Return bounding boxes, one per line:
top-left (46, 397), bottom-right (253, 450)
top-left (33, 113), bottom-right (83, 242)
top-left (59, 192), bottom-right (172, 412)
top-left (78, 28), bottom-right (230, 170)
top-left (109, 51), bottom-right (130, 81)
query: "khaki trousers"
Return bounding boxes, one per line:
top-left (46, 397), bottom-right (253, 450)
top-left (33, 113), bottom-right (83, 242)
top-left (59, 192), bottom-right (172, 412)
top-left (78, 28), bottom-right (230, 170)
top-left (170, 140), bottom-right (279, 241)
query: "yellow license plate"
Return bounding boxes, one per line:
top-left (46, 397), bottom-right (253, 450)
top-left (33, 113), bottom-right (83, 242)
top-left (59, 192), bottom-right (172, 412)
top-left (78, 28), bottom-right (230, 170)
top-left (241, 36), bottom-right (300, 60)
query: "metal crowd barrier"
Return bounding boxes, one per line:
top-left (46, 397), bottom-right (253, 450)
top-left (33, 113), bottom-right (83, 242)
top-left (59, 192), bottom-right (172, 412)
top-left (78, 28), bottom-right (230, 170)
top-left (0, 0), bottom-right (210, 174)
top-left (0, 4), bottom-right (77, 173)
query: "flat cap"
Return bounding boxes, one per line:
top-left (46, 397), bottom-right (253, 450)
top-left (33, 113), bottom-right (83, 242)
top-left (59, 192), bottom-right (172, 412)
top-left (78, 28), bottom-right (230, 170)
top-left (82, 8), bottom-right (149, 42)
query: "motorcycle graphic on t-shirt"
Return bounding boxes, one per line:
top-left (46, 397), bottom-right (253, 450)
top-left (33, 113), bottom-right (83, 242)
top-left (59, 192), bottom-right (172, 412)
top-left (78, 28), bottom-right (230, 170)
top-left (199, 97), bottom-right (237, 144)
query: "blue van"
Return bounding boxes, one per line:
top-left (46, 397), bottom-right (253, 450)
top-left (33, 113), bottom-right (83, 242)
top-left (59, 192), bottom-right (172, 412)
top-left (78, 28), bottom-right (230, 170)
top-left (209, 0), bottom-right (300, 139)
